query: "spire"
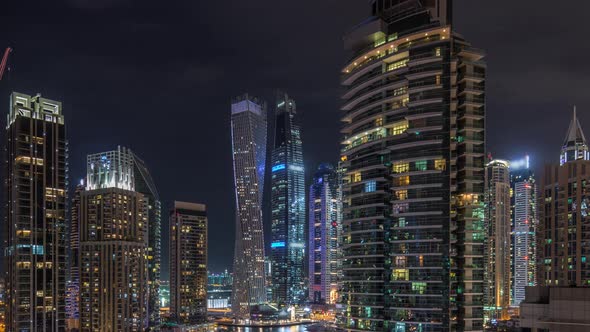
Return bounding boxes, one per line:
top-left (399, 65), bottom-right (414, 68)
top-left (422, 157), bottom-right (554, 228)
top-left (563, 105), bottom-right (587, 146)
top-left (560, 106), bottom-right (589, 165)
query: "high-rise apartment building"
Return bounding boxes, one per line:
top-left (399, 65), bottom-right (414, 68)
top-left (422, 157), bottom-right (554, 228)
top-left (230, 95), bottom-right (268, 317)
top-left (5, 92), bottom-right (67, 331)
top-left (80, 146), bottom-right (161, 327)
top-left (66, 181), bottom-right (85, 330)
top-left (539, 110), bottom-right (590, 287)
top-left (77, 148), bottom-right (150, 331)
top-left (270, 92), bottom-right (306, 305)
top-left (170, 201), bottom-right (208, 325)
top-left (308, 163), bottom-right (340, 304)
top-left (509, 156), bottom-right (536, 306)
top-left (484, 160), bottom-right (511, 320)
top-left (339, 1), bottom-right (486, 330)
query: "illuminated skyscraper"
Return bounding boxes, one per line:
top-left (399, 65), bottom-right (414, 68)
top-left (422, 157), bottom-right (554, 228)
top-left (170, 202), bottom-right (208, 324)
top-left (77, 148), bottom-right (150, 331)
top-left (339, 1), bottom-right (486, 330)
top-left (509, 156), bottom-right (537, 306)
top-left (5, 92), bottom-right (67, 331)
top-left (270, 92), bottom-right (306, 305)
top-left (539, 110), bottom-right (590, 287)
top-left (308, 163), bottom-right (340, 304)
top-left (230, 94), bottom-right (268, 317)
top-left (83, 146), bottom-right (162, 327)
top-left (484, 160), bottom-right (511, 320)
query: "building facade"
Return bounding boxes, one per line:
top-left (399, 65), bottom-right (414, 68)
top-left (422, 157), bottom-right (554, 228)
top-left (510, 156), bottom-right (537, 306)
top-left (520, 286), bottom-right (590, 332)
top-left (230, 95), bottom-right (268, 317)
top-left (5, 92), bottom-right (67, 331)
top-left (207, 270), bottom-right (232, 309)
top-left (77, 148), bottom-right (151, 331)
top-left (66, 181), bottom-right (85, 330)
top-left (338, 1), bottom-right (486, 330)
top-left (484, 160), bottom-right (511, 320)
top-left (308, 163), bottom-right (340, 304)
top-left (538, 110), bottom-right (590, 287)
top-left (270, 92), bottom-right (306, 305)
top-left (170, 202), bottom-right (208, 325)
top-left (132, 151), bottom-right (162, 327)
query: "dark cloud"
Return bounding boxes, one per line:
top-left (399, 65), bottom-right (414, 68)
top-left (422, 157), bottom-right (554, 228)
top-left (0, 0), bottom-right (586, 274)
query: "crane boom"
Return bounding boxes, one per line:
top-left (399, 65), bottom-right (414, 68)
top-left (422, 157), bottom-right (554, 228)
top-left (0, 47), bottom-right (13, 81)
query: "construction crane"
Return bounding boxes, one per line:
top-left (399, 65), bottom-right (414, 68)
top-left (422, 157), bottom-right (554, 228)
top-left (0, 47), bottom-right (12, 81)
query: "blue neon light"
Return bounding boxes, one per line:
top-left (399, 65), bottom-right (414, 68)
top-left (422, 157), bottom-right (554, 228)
top-left (271, 241), bottom-right (285, 248)
top-left (272, 164), bottom-right (286, 172)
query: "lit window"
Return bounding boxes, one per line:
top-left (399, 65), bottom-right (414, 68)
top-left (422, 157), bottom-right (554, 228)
top-left (435, 47), bottom-right (441, 57)
top-left (395, 176), bottom-right (410, 186)
top-left (398, 218), bottom-right (406, 227)
top-left (365, 181), bottom-right (377, 193)
top-left (396, 190), bottom-right (408, 200)
top-left (391, 120), bottom-right (409, 135)
top-left (387, 59), bottom-right (409, 71)
top-left (353, 173), bottom-right (362, 183)
top-left (375, 117), bottom-right (383, 127)
top-left (393, 269), bottom-right (409, 281)
top-left (415, 160), bottom-right (427, 171)
top-left (395, 256), bottom-right (406, 267)
top-left (434, 159), bottom-right (446, 171)
top-left (392, 162), bottom-right (409, 174)
top-left (412, 282), bottom-right (427, 294)
top-left (436, 75), bottom-right (441, 85)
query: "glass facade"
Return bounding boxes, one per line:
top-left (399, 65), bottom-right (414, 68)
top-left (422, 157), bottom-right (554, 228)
top-left (270, 92), bottom-right (306, 305)
top-left (509, 158), bottom-right (537, 306)
top-left (484, 160), bottom-right (511, 320)
top-left (308, 163), bottom-right (341, 304)
top-left (230, 94), bottom-right (268, 317)
top-left (339, 1), bottom-right (486, 331)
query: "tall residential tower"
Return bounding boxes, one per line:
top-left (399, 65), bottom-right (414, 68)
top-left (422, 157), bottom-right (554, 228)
top-left (339, 1), bottom-right (486, 330)
top-left (5, 92), bottom-right (67, 331)
top-left (76, 147), bottom-right (150, 331)
top-left (170, 201), bottom-right (208, 325)
top-left (509, 156), bottom-right (536, 306)
top-left (270, 92), bottom-right (306, 305)
top-left (230, 95), bottom-right (268, 317)
top-left (484, 160), bottom-right (511, 320)
top-left (539, 109), bottom-right (590, 287)
top-left (308, 163), bottom-right (340, 304)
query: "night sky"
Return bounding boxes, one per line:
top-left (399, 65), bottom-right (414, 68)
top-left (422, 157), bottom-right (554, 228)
top-left (1, 0), bottom-right (589, 278)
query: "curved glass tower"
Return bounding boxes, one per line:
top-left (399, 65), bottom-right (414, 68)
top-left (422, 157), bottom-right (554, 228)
top-left (339, 1), bottom-right (486, 331)
top-left (270, 92), bottom-right (306, 305)
top-left (230, 94), bottom-right (268, 318)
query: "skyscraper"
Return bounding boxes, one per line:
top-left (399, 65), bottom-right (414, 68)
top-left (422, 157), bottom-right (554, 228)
top-left (170, 201), bottom-right (208, 325)
top-left (77, 148), bottom-right (150, 331)
top-left (270, 92), bottom-right (306, 305)
top-left (66, 181), bottom-right (85, 330)
top-left (230, 94), bottom-right (268, 318)
top-left (539, 109), bottom-right (590, 287)
top-left (339, 1), bottom-right (486, 330)
top-left (509, 156), bottom-right (536, 306)
top-left (5, 92), bottom-right (67, 331)
top-left (484, 160), bottom-right (511, 320)
top-left (131, 151), bottom-right (162, 328)
top-left (308, 163), bottom-right (340, 304)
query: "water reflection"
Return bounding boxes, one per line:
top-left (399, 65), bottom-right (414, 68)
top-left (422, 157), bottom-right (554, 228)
top-left (218, 325), bottom-right (309, 332)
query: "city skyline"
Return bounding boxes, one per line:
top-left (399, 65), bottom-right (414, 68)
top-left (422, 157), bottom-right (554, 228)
top-left (2, 0), bottom-right (589, 273)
